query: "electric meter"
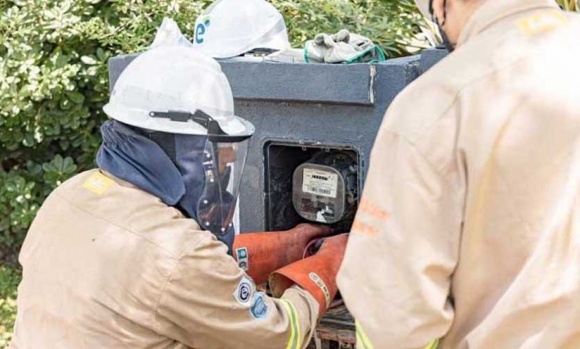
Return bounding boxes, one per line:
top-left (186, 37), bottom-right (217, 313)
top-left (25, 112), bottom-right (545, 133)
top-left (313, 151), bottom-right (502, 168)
top-left (292, 151), bottom-right (357, 224)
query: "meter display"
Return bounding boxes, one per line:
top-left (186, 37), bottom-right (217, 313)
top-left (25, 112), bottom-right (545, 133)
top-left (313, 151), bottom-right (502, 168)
top-left (292, 152), bottom-right (357, 224)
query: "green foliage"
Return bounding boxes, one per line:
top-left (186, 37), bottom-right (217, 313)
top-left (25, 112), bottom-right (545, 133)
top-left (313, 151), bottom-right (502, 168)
top-left (0, 0), bottom-right (422, 266)
top-left (0, 266), bottom-right (20, 348)
top-left (0, 0), bottom-right (211, 265)
top-left (272, 0), bottom-right (425, 56)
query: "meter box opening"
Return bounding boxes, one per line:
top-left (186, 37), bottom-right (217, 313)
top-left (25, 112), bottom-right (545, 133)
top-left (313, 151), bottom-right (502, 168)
top-left (264, 141), bottom-right (360, 233)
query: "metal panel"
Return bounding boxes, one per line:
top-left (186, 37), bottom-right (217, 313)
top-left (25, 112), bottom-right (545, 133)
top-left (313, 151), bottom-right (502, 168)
top-left (420, 48), bottom-right (448, 74)
top-left (221, 62), bottom-right (375, 105)
top-left (109, 54), bottom-right (378, 105)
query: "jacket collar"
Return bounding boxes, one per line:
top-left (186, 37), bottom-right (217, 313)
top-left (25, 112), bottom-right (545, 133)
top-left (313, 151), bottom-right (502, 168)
top-left (457, 0), bottom-right (560, 46)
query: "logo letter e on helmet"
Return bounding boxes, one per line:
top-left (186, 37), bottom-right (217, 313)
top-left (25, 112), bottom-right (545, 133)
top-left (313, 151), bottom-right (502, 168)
top-left (195, 18), bottom-right (211, 44)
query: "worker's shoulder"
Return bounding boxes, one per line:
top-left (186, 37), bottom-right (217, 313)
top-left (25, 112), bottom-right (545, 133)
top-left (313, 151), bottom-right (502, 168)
top-left (52, 169), bottom-right (208, 260)
top-left (384, 19), bottom-right (546, 144)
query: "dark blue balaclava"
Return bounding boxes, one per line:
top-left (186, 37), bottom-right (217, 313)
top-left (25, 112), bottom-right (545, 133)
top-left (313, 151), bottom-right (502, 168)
top-left (96, 120), bottom-right (235, 254)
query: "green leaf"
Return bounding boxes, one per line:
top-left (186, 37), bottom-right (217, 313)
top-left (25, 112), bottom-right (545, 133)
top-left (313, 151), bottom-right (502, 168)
top-left (67, 91), bottom-right (85, 104)
top-left (96, 47), bottom-right (106, 61)
top-left (62, 157), bottom-right (77, 174)
top-left (80, 55), bottom-right (97, 65)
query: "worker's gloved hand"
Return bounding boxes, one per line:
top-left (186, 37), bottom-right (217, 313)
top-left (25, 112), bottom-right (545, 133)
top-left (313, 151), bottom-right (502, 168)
top-left (233, 224), bottom-right (333, 284)
top-left (269, 234), bottom-right (349, 317)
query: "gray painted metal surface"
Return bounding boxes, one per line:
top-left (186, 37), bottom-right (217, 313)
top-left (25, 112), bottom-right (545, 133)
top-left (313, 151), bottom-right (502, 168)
top-left (108, 49), bottom-right (445, 232)
top-left (419, 48), bottom-right (448, 74)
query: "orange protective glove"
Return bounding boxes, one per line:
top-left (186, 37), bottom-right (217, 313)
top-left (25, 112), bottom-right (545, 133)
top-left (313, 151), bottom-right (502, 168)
top-left (233, 224), bottom-right (333, 284)
top-left (269, 234), bottom-right (348, 316)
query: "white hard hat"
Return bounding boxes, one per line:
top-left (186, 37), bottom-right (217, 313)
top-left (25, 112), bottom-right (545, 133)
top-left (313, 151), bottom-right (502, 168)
top-left (415, 0), bottom-right (431, 18)
top-left (103, 46), bottom-right (254, 137)
top-left (193, 0), bottom-right (291, 59)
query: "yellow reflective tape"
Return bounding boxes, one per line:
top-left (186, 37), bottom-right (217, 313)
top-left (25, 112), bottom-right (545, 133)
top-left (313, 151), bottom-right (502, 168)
top-left (355, 320), bottom-right (374, 349)
top-left (287, 301), bottom-right (302, 349)
top-left (356, 331), bottom-right (368, 349)
top-left (82, 172), bottom-right (114, 196)
top-left (280, 300), bottom-right (296, 349)
top-left (424, 339), bottom-right (440, 349)
top-left (280, 299), bottom-right (301, 349)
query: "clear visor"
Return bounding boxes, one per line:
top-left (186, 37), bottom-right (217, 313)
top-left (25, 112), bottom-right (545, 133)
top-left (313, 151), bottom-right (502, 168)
top-left (196, 138), bottom-right (249, 236)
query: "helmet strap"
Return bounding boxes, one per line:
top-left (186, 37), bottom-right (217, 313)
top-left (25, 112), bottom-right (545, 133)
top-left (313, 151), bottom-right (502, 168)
top-left (149, 110), bottom-right (228, 136)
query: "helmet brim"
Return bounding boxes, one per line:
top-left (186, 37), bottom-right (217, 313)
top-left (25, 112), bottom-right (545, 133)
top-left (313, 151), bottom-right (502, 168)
top-left (103, 102), bottom-right (255, 138)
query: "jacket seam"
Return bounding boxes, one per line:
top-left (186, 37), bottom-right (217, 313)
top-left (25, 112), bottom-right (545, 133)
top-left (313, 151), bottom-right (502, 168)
top-left (152, 239), bottom-right (206, 320)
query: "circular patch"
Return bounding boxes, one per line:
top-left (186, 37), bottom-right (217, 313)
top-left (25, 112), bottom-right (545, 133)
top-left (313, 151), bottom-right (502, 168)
top-left (239, 282), bottom-right (251, 303)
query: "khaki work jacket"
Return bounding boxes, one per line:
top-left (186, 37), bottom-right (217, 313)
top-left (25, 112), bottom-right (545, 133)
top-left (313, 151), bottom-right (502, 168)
top-left (338, 0), bottom-right (580, 348)
top-left (11, 170), bottom-right (318, 349)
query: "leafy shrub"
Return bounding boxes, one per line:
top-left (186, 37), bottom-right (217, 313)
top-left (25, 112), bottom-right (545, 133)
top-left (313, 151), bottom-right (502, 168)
top-left (0, 0), bottom-right (423, 266)
top-left (0, 266), bottom-right (19, 347)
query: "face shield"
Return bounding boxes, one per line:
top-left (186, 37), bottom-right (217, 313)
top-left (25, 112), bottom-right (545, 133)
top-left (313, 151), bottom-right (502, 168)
top-left (145, 110), bottom-right (253, 251)
top-left (196, 139), bottom-right (249, 235)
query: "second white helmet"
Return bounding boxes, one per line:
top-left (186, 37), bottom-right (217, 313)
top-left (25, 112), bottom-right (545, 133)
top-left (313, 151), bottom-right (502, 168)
top-left (193, 0), bottom-right (291, 59)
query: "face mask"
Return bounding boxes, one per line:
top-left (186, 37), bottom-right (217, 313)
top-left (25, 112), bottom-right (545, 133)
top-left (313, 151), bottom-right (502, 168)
top-left (429, 0), bottom-right (456, 52)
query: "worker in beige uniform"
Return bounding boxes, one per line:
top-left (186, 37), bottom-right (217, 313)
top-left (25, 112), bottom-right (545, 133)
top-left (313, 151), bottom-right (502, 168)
top-left (338, 0), bottom-right (580, 348)
top-left (10, 46), bottom-right (348, 349)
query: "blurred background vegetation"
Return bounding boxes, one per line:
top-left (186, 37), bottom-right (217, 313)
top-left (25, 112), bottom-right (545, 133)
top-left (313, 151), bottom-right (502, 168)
top-left (0, 0), bottom-right (577, 346)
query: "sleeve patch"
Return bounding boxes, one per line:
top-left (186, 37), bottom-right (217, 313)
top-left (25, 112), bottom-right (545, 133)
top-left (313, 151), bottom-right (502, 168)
top-left (235, 247), bottom-right (249, 271)
top-left (517, 12), bottom-right (568, 36)
top-left (233, 276), bottom-right (254, 305)
top-left (82, 172), bottom-right (114, 196)
top-left (249, 292), bottom-right (268, 319)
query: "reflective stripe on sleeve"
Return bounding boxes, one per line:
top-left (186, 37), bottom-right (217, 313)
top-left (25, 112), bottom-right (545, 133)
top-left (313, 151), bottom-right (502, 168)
top-left (355, 320), bottom-right (374, 349)
top-left (279, 299), bottom-right (302, 349)
top-left (424, 339), bottom-right (440, 349)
